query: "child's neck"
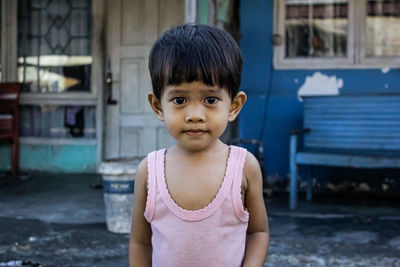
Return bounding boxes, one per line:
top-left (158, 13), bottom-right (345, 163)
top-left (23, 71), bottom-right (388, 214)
top-left (169, 139), bottom-right (228, 159)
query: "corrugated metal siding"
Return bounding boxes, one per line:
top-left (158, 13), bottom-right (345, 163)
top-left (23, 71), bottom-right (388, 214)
top-left (303, 96), bottom-right (400, 151)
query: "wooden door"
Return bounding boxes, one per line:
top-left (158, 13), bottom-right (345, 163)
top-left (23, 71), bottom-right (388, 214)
top-left (104, 0), bottom-right (185, 159)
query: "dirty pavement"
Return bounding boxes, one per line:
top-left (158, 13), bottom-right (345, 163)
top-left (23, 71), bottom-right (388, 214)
top-left (0, 173), bottom-right (399, 267)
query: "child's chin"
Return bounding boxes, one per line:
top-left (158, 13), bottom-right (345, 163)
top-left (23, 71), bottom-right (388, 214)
top-left (179, 140), bottom-right (221, 151)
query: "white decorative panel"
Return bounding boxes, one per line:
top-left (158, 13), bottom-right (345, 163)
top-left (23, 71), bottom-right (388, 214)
top-left (120, 127), bottom-right (141, 157)
top-left (121, 59), bottom-right (140, 114)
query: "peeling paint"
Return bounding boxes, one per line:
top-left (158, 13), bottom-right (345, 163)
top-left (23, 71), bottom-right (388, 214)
top-left (298, 72), bottom-right (343, 101)
top-left (381, 67), bottom-right (391, 74)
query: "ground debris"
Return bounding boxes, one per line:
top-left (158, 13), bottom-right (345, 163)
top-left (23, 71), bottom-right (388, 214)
top-left (11, 243), bottom-right (31, 252)
top-left (0, 260), bottom-right (42, 267)
top-left (265, 254), bottom-right (400, 267)
top-left (28, 237), bottom-right (37, 243)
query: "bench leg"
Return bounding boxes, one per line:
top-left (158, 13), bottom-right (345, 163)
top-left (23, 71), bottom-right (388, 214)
top-left (11, 137), bottom-right (19, 174)
top-left (306, 174), bottom-right (312, 202)
top-left (289, 135), bottom-right (298, 209)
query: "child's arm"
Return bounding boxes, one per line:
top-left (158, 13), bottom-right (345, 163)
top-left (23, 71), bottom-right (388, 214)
top-left (242, 152), bottom-right (270, 267)
top-left (129, 158), bottom-right (152, 267)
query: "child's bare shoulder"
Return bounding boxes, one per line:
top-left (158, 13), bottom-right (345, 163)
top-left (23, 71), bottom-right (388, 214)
top-left (137, 157), bottom-right (148, 176)
top-left (243, 151), bottom-right (262, 184)
top-left (135, 157), bottom-right (149, 190)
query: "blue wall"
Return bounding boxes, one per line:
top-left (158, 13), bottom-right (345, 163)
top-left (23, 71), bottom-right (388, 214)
top-left (0, 144), bottom-right (97, 173)
top-left (239, 0), bottom-right (400, 180)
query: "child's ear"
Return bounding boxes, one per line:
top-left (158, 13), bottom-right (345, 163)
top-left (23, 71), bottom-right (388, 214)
top-left (228, 91), bottom-right (247, 122)
top-left (148, 93), bottom-right (164, 121)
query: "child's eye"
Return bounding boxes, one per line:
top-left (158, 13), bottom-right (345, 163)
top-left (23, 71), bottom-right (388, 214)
top-left (172, 97), bottom-right (186, 105)
top-left (205, 97), bottom-right (218, 104)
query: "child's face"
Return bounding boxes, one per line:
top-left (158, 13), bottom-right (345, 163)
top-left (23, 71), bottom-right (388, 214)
top-left (149, 81), bottom-right (246, 151)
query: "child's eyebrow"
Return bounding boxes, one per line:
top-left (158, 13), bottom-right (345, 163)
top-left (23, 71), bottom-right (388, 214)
top-left (166, 89), bottom-right (187, 96)
top-left (203, 89), bottom-right (223, 94)
top-left (166, 88), bottom-right (223, 96)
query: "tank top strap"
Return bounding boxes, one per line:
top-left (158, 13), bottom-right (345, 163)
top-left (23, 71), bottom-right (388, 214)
top-left (144, 150), bottom-right (160, 222)
top-left (230, 146), bottom-right (249, 222)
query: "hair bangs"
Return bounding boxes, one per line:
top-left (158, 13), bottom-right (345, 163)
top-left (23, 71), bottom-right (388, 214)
top-left (163, 39), bottom-right (222, 91)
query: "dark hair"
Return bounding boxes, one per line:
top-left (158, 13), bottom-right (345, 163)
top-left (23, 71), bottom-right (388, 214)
top-left (148, 24), bottom-right (242, 100)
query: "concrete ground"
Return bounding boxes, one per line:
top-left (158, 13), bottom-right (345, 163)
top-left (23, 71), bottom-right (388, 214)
top-left (0, 173), bottom-right (399, 267)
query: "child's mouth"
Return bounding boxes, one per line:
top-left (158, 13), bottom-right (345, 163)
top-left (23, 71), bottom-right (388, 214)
top-left (183, 129), bottom-right (208, 136)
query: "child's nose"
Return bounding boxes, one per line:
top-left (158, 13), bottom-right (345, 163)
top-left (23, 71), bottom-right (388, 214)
top-left (185, 104), bottom-right (205, 123)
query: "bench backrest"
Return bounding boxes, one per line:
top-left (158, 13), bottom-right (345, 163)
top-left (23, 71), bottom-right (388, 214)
top-left (303, 96), bottom-right (400, 153)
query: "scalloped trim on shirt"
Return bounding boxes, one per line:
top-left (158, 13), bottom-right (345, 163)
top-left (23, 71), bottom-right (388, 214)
top-left (157, 146), bottom-right (236, 221)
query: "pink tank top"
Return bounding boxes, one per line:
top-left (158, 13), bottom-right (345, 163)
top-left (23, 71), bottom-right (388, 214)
top-left (144, 145), bottom-right (249, 267)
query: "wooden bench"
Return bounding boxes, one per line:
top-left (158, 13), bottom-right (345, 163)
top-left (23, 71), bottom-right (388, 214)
top-left (289, 95), bottom-right (400, 209)
top-left (0, 83), bottom-right (21, 174)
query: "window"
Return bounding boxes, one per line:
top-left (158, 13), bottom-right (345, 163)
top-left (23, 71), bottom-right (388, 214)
top-left (18, 0), bottom-right (92, 93)
top-left (14, 0), bottom-right (97, 140)
top-left (363, 0), bottom-right (400, 62)
top-left (274, 0), bottom-right (400, 69)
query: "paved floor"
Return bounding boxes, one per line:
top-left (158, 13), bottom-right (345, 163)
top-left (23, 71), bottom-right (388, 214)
top-left (0, 173), bottom-right (399, 267)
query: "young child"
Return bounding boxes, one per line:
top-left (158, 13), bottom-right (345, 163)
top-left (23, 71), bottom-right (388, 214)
top-left (129, 24), bottom-right (269, 267)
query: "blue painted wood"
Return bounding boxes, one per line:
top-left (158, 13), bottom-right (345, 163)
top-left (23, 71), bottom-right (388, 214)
top-left (306, 175), bottom-right (312, 202)
top-left (289, 135), bottom-right (298, 209)
top-left (289, 95), bottom-right (400, 209)
top-left (296, 152), bottom-right (400, 168)
top-left (304, 96), bottom-right (400, 152)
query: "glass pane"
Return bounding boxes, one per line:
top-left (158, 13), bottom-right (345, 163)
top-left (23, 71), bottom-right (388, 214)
top-left (366, 0), bottom-right (400, 57)
top-left (18, 0), bottom-right (92, 93)
top-left (20, 105), bottom-right (96, 139)
top-left (285, 0), bottom-right (348, 58)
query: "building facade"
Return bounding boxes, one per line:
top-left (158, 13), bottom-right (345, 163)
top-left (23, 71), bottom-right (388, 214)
top-left (1, 1), bottom-right (399, 191)
top-left (239, 0), bottom-right (400, 185)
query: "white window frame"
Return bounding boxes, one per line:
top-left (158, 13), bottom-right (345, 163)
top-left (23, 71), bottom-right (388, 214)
top-left (274, 0), bottom-right (400, 69)
top-left (1, 0), bottom-right (105, 166)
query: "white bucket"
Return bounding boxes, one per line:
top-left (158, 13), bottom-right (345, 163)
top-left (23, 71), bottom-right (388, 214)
top-left (99, 159), bottom-right (141, 233)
